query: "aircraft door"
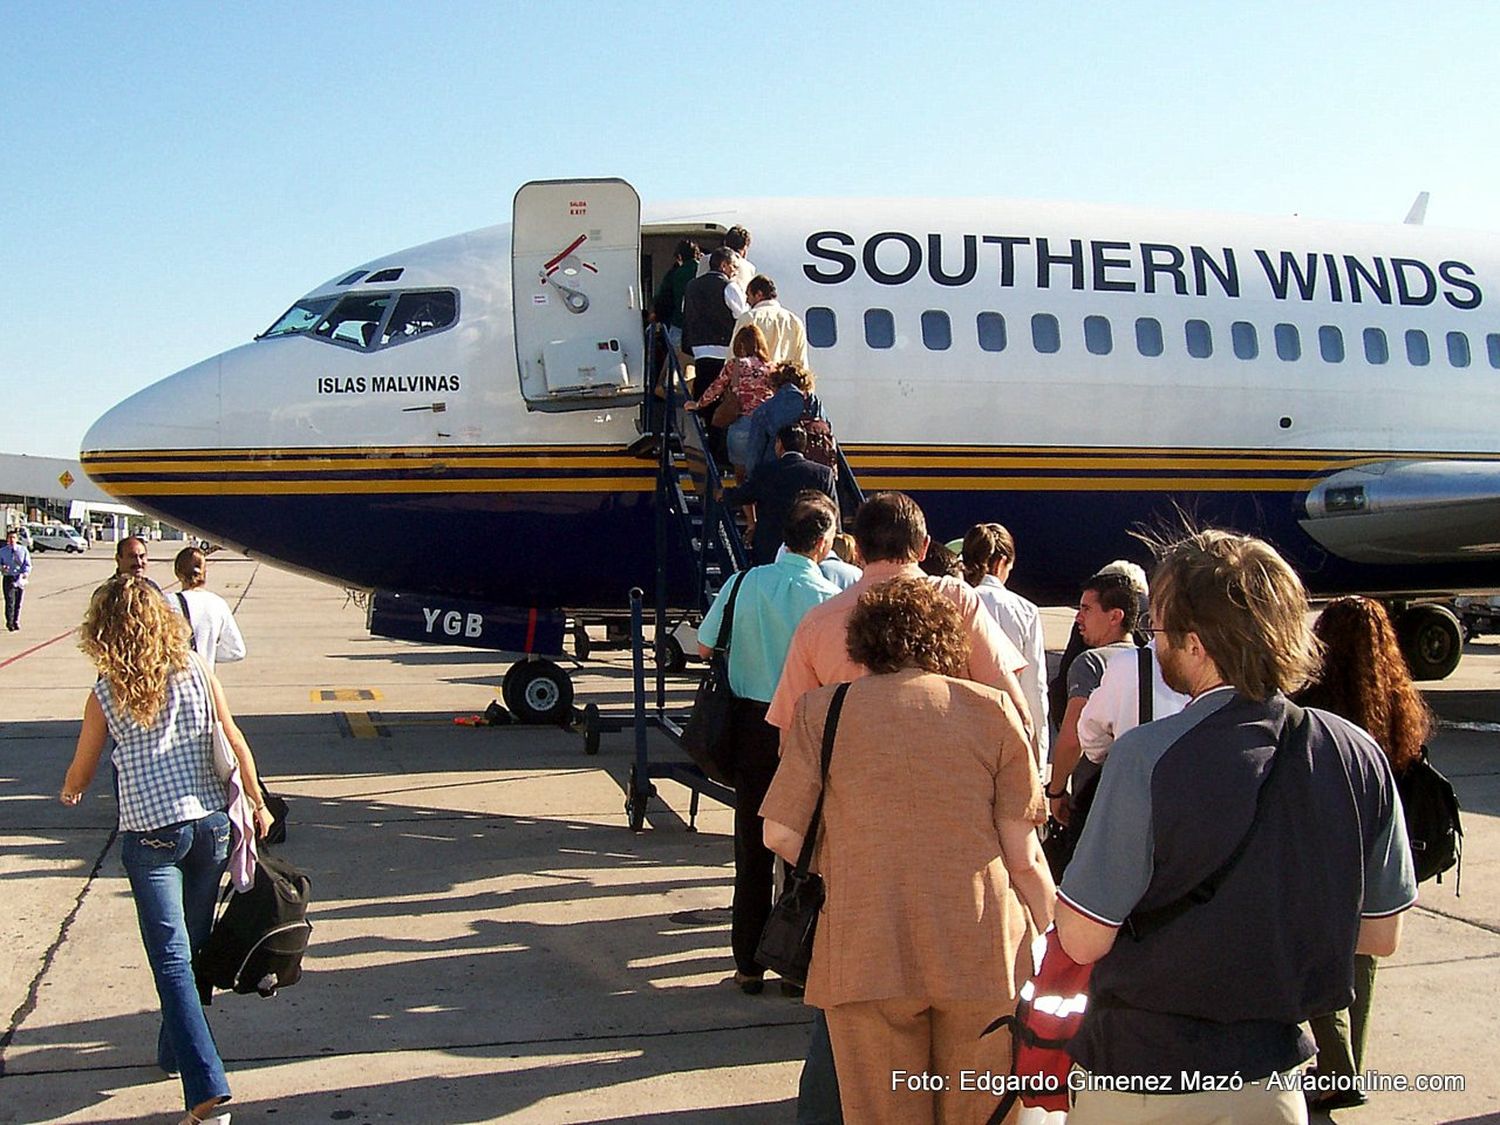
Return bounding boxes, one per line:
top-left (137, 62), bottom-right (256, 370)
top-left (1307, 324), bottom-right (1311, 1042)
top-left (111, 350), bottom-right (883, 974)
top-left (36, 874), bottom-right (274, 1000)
top-left (512, 179), bottom-right (643, 410)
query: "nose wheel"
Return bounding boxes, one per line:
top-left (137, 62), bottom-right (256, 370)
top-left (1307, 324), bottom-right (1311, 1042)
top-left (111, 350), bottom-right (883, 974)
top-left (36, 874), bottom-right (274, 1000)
top-left (501, 658), bottom-right (576, 724)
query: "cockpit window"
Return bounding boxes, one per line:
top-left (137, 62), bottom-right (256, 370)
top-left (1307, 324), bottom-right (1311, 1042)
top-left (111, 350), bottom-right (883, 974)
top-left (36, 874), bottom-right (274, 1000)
top-left (382, 290), bottom-right (458, 346)
top-left (336, 270), bottom-right (367, 286)
top-left (261, 297), bottom-right (337, 338)
top-left (261, 289), bottom-right (458, 349)
top-left (314, 293), bottom-right (394, 348)
top-left (366, 267), bottom-right (404, 284)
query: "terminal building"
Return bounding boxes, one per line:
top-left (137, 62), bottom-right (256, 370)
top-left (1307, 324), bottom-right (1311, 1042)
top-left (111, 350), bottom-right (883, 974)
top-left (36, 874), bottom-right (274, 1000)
top-left (1, 451), bottom-right (145, 542)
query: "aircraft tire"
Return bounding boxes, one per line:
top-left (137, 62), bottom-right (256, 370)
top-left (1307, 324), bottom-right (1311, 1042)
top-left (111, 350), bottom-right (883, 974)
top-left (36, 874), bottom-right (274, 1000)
top-left (503, 659), bottom-right (575, 724)
top-left (1396, 604), bottom-right (1464, 681)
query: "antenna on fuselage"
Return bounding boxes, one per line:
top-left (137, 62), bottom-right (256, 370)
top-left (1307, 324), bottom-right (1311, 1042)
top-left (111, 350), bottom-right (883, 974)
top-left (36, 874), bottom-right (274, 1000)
top-left (1404, 191), bottom-right (1430, 225)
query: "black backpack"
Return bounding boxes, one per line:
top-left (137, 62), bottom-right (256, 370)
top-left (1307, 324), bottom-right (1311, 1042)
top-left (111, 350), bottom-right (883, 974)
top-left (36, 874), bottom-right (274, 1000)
top-left (1398, 747), bottom-right (1463, 889)
top-left (195, 852), bottom-right (313, 1000)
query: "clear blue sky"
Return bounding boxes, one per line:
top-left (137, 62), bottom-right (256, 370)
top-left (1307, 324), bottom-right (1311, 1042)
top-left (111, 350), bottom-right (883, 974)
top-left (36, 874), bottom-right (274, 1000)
top-left (4, 1), bottom-right (1498, 458)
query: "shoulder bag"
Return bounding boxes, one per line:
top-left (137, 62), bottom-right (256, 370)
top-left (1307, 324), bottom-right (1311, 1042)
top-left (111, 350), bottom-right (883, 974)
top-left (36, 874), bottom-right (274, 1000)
top-left (679, 573), bottom-right (746, 785)
top-left (754, 681), bottom-right (850, 986)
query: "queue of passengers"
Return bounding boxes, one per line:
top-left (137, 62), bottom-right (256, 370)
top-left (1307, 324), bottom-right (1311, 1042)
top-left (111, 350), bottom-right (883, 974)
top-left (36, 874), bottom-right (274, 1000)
top-left (701, 488), bottom-right (1419, 1124)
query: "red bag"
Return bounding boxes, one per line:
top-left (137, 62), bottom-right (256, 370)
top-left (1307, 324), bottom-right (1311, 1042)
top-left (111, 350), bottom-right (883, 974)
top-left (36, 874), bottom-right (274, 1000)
top-left (983, 927), bottom-right (1093, 1120)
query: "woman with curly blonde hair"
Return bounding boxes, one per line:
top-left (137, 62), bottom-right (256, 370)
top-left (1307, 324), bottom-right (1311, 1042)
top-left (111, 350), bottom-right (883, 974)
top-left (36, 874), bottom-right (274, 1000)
top-left (61, 575), bottom-right (273, 1125)
top-left (1296, 595), bottom-right (1431, 1111)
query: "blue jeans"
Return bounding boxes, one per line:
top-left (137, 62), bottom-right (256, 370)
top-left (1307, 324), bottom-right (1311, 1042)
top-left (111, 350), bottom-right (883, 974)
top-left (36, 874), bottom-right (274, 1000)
top-left (120, 811), bottom-right (231, 1110)
top-left (725, 418), bottom-right (754, 470)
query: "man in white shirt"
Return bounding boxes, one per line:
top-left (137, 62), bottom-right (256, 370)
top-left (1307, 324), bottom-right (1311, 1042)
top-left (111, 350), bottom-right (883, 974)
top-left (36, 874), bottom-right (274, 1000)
top-left (700, 225), bottom-right (756, 292)
top-left (958, 525), bottom-right (1049, 768)
top-left (1076, 642), bottom-right (1190, 765)
top-left (732, 275), bottom-right (808, 367)
top-left (173, 546), bottom-right (246, 670)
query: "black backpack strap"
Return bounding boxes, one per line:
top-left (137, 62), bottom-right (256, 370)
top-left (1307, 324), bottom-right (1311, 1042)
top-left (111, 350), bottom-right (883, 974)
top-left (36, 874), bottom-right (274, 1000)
top-left (1125, 701), bottom-right (1307, 941)
top-left (792, 682), bottom-right (850, 877)
top-left (711, 576), bottom-right (741, 657)
top-left (1138, 646), bottom-right (1153, 724)
top-left (177, 590), bottom-right (193, 631)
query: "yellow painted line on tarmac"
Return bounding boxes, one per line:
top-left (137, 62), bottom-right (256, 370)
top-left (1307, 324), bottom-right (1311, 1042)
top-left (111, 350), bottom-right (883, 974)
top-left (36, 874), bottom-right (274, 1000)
top-left (338, 711), bottom-right (385, 740)
top-left (313, 688), bottom-right (383, 702)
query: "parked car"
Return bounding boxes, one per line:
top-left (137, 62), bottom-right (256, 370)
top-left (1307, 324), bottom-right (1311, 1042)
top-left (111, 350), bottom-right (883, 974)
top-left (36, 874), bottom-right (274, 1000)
top-left (28, 523), bottom-right (87, 553)
top-left (9, 524), bottom-right (32, 550)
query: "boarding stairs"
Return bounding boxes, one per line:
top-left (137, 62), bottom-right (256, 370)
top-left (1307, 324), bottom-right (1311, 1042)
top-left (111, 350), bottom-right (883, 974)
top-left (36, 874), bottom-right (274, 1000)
top-left (620, 327), bottom-right (864, 829)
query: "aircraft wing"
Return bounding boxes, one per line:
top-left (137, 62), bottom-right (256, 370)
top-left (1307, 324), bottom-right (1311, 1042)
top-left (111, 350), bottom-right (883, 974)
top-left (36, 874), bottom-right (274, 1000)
top-left (1301, 459), bottom-right (1500, 564)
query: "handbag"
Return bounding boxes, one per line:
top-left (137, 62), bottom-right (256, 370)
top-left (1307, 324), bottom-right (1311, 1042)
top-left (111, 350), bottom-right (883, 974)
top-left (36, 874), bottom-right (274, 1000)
top-left (754, 681), bottom-right (850, 986)
top-left (679, 573), bottom-right (747, 785)
top-left (709, 374), bottom-right (743, 428)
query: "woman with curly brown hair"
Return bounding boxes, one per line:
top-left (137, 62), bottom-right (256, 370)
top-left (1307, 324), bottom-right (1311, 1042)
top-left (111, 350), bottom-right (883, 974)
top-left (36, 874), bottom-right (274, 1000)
top-left (60, 575), bottom-right (273, 1125)
top-left (762, 577), bottom-right (1053, 1124)
top-left (1296, 595), bottom-right (1432, 1111)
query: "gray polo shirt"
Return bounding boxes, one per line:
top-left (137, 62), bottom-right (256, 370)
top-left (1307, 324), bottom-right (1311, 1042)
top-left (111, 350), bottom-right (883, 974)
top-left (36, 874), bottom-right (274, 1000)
top-left (1060, 688), bottom-right (1417, 1083)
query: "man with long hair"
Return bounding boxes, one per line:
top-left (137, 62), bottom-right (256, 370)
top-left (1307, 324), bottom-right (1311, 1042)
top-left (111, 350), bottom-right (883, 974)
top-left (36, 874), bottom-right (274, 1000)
top-left (1055, 530), bottom-right (1417, 1123)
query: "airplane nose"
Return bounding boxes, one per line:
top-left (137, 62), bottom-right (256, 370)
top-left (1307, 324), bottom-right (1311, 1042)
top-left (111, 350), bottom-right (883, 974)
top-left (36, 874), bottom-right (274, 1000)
top-left (81, 354), bottom-right (223, 455)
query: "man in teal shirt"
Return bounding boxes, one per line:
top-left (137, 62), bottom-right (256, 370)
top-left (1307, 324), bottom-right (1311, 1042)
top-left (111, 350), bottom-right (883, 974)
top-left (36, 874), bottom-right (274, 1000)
top-left (697, 491), bottom-right (840, 993)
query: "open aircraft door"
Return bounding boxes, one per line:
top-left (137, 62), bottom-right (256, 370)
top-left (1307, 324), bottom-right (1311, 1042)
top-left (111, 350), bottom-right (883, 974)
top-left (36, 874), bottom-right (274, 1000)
top-left (512, 179), bottom-right (643, 411)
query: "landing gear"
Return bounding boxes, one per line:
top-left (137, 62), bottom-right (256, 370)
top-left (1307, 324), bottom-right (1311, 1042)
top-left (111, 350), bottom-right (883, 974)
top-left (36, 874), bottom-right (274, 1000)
top-left (1393, 603), bottom-right (1464, 681)
top-left (501, 658), bottom-right (575, 724)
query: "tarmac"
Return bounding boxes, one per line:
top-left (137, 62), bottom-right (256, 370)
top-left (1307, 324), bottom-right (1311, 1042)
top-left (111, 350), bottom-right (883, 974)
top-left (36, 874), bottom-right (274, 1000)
top-left (0, 549), bottom-right (1497, 1124)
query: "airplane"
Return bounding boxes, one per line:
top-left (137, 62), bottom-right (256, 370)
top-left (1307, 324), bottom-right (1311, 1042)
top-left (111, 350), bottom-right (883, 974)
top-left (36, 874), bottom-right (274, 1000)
top-left (80, 178), bottom-right (1500, 721)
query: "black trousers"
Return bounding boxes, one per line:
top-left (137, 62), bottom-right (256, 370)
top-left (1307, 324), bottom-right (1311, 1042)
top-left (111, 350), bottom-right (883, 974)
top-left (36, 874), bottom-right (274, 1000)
top-left (728, 696), bottom-right (783, 977)
top-left (3, 576), bottom-right (22, 629)
top-left (691, 356), bottom-right (725, 402)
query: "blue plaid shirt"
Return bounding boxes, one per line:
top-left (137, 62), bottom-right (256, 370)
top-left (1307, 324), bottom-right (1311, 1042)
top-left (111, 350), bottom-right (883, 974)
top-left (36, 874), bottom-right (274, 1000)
top-left (95, 660), bottom-right (228, 831)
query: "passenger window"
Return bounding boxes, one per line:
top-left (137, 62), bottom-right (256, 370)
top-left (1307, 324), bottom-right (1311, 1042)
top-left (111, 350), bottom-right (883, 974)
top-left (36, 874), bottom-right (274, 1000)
top-left (865, 308), bottom-right (895, 349)
top-left (1274, 323), bottom-right (1301, 361)
top-left (1447, 331), bottom-right (1471, 368)
top-left (381, 290), bottom-right (458, 347)
top-left (261, 297), bottom-right (337, 339)
top-left (1363, 328), bottom-right (1389, 365)
top-left (313, 293), bottom-right (394, 349)
top-left (1185, 319), bottom-right (1212, 359)
top-left (1135, 317), bottom-right (1164, 357)
top-left (1488, 333), bottom-right (1500, 369)
top-left (1084, 315), bottom-right (1112, 356)
top-left (1319, 326), bottom-right (1345, 363)
top-left (1031, 313), bottom-right (1060, 354)
top-left (921, 310), bottom-right (952, 351)
top-left (1406, 329), bottom-right (1430, 366)
top-left (806, 307), bottom-right (837, 348)
top-left (976, 312), bottom-right (1007, 352)
top-left (1231, 321), bottom-right (1258, 360)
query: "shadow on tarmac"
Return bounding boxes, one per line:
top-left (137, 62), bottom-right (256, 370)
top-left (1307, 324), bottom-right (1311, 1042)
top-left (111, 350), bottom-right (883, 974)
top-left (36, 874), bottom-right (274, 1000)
top-left (2, 713), bottom-right (806, 1123)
